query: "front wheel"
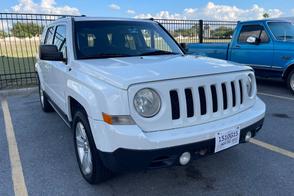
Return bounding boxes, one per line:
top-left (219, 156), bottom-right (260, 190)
top-left (38, 77), bottom-right (53, 112)
top-left (286, 70), bottom-right (294, 94)
top-left (73, 110), bottom-right (112, 184)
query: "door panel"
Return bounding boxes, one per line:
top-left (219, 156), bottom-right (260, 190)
top-left (230, 24), bottom-right (273, 75)
top-left (50, 25), bottom-right (68, 112)
top-left (41, 26), bottom-right (55, 95)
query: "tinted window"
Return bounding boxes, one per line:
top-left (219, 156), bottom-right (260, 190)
top-left (53, 25), bottom-right (67, 58)
top-left (74, 21), bottom-right (182, 59)
top-left (44, 26), bottom-right (55, 44)
top-left (238, 25), bottom-right (269, 43)
top-left (268, 22), bottom-right (294, 41)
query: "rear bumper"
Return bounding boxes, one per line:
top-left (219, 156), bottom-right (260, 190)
top-left (98, 118), bottom-right (264, 172)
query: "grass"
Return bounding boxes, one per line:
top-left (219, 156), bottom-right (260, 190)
top-left (0, 39), bottom-right (38, 88)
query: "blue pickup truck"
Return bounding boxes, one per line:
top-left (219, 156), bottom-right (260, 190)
top-left (186, 19), bottom-right (294, 94)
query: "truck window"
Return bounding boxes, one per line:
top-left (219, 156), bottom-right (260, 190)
top-left (53, 25), bottom-right (67, 58)
top-left (268, 22), bottom-right (294, 41)
top-left (44, 26), bottom-right (55, 44)
top-left (238, 25), bottom-right (269, 43)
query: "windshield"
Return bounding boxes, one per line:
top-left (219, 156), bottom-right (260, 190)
top-left (268, 22), bottom-right (294, 41)
top-left (74, 20), bottom-right (182, 59)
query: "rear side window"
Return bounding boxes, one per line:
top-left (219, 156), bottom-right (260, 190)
top-left (53, 25), bottom-right (67, 58)
top-left (44, 26), bottom-right (55, 44)
top-left (238, 25), bottom-right (269, 43)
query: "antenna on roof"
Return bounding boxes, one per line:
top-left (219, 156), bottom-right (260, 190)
top-left (149, 18), bottom-right (154, 21)
top-left (81, 15), bottom-right (86, 17)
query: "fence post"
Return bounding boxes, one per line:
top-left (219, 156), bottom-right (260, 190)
top-left (199, 20), bottom-right (203, 43)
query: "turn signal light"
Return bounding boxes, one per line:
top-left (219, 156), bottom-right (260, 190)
top-left (102, 113), bottom-right (135, 125)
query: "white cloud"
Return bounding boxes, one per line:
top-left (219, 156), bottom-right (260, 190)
top-left (135, 1), bottom-right (283, 21)
top-left (126, 9), bottom-right (136, 15)
top-left (184, 8), bottom-right (197, 15)
top-left (135, 11), bottom-right (182, 19)
top-left (109, 3), bottom-right (120, 11)
top-left (10, 0), bottom-right (80, 15)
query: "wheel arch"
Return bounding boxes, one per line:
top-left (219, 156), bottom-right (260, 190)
top-left (68, 96), bottom-right (88, 122)
top-left (283, 63), bottom-right (294, 80)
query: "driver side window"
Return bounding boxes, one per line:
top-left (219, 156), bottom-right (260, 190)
top-left (238, 25), bottom-right (269, 43)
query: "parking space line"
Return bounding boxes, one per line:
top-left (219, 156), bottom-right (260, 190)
top-left (1, 97), bottom-right (28, 196)
top-left (258, 92), bottom-right (294, 101)
top-left (250, 138), bottom-right (294, 159)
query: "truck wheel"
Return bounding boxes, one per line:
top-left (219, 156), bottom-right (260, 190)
top-left (73, 110), bottom-right (112, 184)
top-left (286, 70), bottom-right (294, 94)
top-left (38, 79), bottom-right (54, 113)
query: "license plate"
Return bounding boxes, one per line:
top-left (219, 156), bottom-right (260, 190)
top-left (215, 127), bottom-right (240, 153)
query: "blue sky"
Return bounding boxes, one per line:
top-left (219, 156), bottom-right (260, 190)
top-left (2, 0), bottom-right (294, 20)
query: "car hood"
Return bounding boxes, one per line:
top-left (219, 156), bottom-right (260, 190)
top-left (75, 55), bottom-right (252, 89)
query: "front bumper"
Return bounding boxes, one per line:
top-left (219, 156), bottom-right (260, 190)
top-left (98, 118), bottom-right (264, 172)
top-left (89, 97), bottom-right (265, 152)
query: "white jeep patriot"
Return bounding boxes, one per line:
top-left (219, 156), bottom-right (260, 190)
top-left (36, 17), bottom-right (266, 184)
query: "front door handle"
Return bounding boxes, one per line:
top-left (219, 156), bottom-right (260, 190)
top-left (235, 45), bottom-right (241, 49)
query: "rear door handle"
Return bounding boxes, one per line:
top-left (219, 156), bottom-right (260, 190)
top-left (235, 45), bottom-right (241, 49)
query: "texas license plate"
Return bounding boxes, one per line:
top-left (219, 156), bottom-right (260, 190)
top-left (215, 127), bottom-right (240, 153)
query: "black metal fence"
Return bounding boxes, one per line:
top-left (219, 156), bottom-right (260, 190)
top-left (0, 12), bottom-right (237, 89)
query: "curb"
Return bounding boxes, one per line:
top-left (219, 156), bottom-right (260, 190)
top-left (0, 87), bottom-right (38, 97)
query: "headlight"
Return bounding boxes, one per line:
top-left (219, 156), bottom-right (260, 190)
top-left (133, 88), bottom-right (161, 117)
top-left (246, 73), bottom-right (255, 97)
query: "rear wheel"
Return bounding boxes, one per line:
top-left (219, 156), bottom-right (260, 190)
top-left (73, 110), bottom-right (112, 184)
top-left (286, 70), bottom-right (294, 94)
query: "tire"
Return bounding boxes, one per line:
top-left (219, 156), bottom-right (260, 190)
top-left (73, 110), bottom-right (112, 184)
top-left (38, 76), bottom-right (54, 113)
top-left (286, 70), bottom-right (294, 94)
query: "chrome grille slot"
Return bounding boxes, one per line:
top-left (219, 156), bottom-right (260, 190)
top-left (231, 81), bottom-right (236, 107)
top-left (211, 85), bottom-right (218, 113)
top-left (170, 90), bottom-right (180, 120)
top-left (221, 83), bottom-right (228, 110)
top-left (185, 88), bottom-right (194, 118)
top-left (198, 87), bottom-right (207, 115)
top-left (239, 80), bottom-right (243, 104)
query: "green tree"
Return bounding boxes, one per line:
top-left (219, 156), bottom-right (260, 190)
top-left (211, 26), bottom-right (234, 38)
top-left (263, 13), bottom-right (270, 18)
top-left (0, 30), bottom-right (8, 38)
top-left (174, 24), bottom-right (199, 37)
top-left (11, 22), bottom-right (43, 38)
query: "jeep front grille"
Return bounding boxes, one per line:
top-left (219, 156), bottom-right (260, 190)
top-left (169, 80), bottom-right (245, 120)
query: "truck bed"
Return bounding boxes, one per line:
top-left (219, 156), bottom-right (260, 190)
top-left (186, 43), bottom-right (230, 60)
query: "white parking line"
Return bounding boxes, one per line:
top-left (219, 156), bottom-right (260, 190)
top-left (250, 138), bottom-right (294, 159)
top-left (258, 92), bottom-right (294, 101)
top-left (1, 97), bottom-right (28, 196)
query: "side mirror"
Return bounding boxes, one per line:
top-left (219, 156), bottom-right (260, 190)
top-left (246, 36), bottom-right (260, 45)
top-left (39, 45), bottom-right (64, 61)
top-left (180, 43), bottom-right (187, 52)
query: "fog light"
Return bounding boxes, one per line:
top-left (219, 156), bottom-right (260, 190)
top-left (179, 152), bottom-right (191, 165)
top-left (245, 131), bottom-right (252, 142)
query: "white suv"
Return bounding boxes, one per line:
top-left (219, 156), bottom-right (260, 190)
top-left (36, 17), bottom-right (266, 184)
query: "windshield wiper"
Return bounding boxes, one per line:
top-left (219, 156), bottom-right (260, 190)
top-left (139, 50), bottom-right (179, 56)
top-left (79, 53), bottom-right (133, 59)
